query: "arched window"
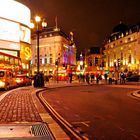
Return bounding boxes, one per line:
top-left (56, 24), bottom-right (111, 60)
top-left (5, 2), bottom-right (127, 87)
top-left (128, 55), bottom-right (131, 63)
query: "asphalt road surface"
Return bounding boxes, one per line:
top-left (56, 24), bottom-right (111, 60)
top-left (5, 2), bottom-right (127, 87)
top-left (41, 85), bottom-right (140, 140)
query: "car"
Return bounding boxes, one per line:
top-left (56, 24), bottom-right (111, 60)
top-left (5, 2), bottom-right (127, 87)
top-left (0, 70), bottom-right (17, 90)
top-left (126, 74), bottom-right (140, 82)
top-left (15, 74), bottom-right (32, 86)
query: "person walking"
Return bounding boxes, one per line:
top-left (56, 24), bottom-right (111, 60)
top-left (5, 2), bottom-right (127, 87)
top-left (114, 70), bottom-right (119, 84)
top-left (96, 74), bottom-right (101, 84)
top-left (69, 72), bottom-right (73, 83)
top-left (104, 73), bottom-right (108, 84)
top-left (120, 72), bottom-right (126, 84)
top-left (86, 73), bottom-right (90, 84)
top-left (108, 71), bottom-right (113, 84)
top-left (90, 74), bottom-right (95, 83)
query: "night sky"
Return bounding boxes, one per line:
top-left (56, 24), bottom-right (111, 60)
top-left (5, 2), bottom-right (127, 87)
top-left (17, 0), bottom-right (140, 53)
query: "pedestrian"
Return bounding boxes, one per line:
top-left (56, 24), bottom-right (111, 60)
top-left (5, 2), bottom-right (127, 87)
top-left (33, 74), bottom-right (38, 87)
top-left (108, 71), bottom-right (113, 84)
top-left (120, 72), bottom-right (126, 84)
top-left (82, 74), bottom-right (85, 82)
top-left (114, 71), bottom-right (119, 84)
top-left (96, 74), bottom-right (102, 84)
top-left (38, 72), bottom-right (44, 87)
top-left (95, 74), bottom-right (98, 84)
top-left (86, 73), bottom-right (90, 84)
top-left (45, 75), bottom-right (49, 85)
top-left (78, 73), bottom-right (82, 83)
top-left (69, 72), bottom-right (72, 83)
top-left (90, 74), bottom-right (95, 83)
top-left (104, 73), bottom-right (108, 84)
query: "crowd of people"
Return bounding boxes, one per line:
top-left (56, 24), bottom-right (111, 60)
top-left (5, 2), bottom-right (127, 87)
top-left (77, 71), bottom-right (127, 85)
top-left (33, 70), bottom-right (136, 87)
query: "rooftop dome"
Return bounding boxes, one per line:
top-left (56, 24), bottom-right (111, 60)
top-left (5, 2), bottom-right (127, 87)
top-left (112, 21), bottom-right (128, 34)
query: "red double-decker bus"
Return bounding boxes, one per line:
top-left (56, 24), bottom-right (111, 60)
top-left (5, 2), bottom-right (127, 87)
top-left (0, 52), bottom-right (22, 74)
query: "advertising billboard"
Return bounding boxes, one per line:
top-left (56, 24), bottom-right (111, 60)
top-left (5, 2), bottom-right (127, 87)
top-left (20, 26), bottom-right (31, 44)
top-left (0, 18), bottom-right (20, 43)
top-left (0, 0), bottom-right (31, 27)
top-left (0, 40), bottom-right (20, 51)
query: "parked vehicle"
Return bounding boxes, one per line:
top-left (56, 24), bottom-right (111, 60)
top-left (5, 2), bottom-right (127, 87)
top-left (15, 74), bottom-right (32, 86)
top-left (126, 74), bottom-right (140, 82)
top-left (0, 70), bottom-right (17, 90)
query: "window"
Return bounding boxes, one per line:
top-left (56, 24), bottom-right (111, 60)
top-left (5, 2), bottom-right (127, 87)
top-left (50, 58), bottom-right (53, 64)
top-left (0, 55), bottom-right (4, 61)
top-left (10, 58), bottom-right (14, 64)
top-left (5, 56), bottom-right (10, 62)
top-left (128, 55), bottom-right (131, 63)
top-left (45, 58), bottom-right (47, 64)
top-left (15, 59), bottom-right (18, 65)
top-left (35, 59), bottom-right (37, 64)
top-left (95, 57), bottom-right (98, 66)
top-left (40, 58), bottom-right (42, 64)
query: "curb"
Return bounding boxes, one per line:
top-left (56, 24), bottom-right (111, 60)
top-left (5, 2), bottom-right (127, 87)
top-left (131, 90), bottom-right (140, 99)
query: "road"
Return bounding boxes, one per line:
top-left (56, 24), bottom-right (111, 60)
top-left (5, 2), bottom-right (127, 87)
top-left (41, 85), bottom-right (140, 140)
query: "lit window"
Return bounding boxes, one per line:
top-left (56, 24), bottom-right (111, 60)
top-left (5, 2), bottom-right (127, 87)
top-left (45, 58), bottom-right (47, 64)
top-left (0, 55), bottom-right (4, 61)
top-left (42, 58), bottom-right (45, 64)
top-left (50, 58), bottom-right (53, 64)
top-left (35, 59), bottom-right (37, 63)
top-left (128, 55), bottom-right (131, 63)
top-left (5, 56), bottom-right (10, 62)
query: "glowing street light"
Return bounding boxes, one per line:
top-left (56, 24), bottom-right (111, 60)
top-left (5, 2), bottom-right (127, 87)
top-left (31, 16), bottom-right (47, 73)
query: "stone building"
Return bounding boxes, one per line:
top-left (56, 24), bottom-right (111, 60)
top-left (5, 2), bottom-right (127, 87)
top-left (104, 22), bottom-right (140, 73)
top-left (31, 27), bottom-right (76, 76)
top-left (85, 47), bottom-right (104, 73)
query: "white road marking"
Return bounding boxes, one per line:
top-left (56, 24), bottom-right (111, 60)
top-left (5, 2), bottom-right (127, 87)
top-left (72, 121), bottom-right (90, 127)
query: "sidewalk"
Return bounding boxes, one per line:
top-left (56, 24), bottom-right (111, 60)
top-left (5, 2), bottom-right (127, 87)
top-left (0, 87), bottom-right (55, 139)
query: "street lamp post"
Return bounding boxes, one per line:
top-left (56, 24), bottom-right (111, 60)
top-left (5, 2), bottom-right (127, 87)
top-left (31, 16), bottom-right (47, 73)
top-left (31, 16), bottom-right (47, 87)
top-left (55, 57), bottom-right (60, 83)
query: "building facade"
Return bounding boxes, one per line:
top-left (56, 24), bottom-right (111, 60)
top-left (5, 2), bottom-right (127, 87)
top-left (31, 27), bottom-right (76, 76)
top-left (0, 1), bottom-right (32, 74)
top-left (104, 22), bottom-right (140, 73)
top-left (85, 47), bottom-right (104, 74)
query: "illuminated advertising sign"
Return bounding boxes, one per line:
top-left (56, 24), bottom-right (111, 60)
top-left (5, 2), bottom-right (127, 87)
top-left (0, 0), bottom-right (31, 27)
top-left (20, 26), bottom-right (31, 44)
top-left (0, 40), bottom-right (20, 51)
top-left (0, 18), bottom-right (20, 43)
top-left (0, 1), bottom-right (31, 51)
top-left (0, 50), bottom-right (18, 57)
